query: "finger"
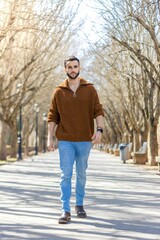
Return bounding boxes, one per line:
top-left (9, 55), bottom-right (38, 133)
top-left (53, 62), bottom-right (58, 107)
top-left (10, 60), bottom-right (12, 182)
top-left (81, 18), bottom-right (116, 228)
top-left (47, 146), bottom-right (54, 151)
top-left (91, 134), bottom-right (95, 140)
top-left (92, 138), bottom-right (97, 144)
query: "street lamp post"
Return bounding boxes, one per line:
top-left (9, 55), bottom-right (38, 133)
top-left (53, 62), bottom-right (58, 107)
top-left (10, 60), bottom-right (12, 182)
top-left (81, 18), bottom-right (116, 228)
top-left (34, 104), bottom-right (39, 155)
top-left (17, 83), bottom-right (23, 160)
top-left (43, 113), bottom-right (47, 153)
top-left (17, 105), bottom-right (23, 160)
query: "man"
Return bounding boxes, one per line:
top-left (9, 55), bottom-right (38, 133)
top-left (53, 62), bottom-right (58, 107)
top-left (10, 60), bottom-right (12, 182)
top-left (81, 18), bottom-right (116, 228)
top-left (47, 56), bottom-right (104, 224)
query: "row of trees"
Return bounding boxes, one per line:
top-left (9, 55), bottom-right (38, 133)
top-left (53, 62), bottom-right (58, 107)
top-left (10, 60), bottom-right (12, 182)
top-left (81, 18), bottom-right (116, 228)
top-left (87, 0), bottom-right (160, 165)
top-left (0, 0), bottom-right (83, 160)
top-left (1, 0), bottom-right (160, 166)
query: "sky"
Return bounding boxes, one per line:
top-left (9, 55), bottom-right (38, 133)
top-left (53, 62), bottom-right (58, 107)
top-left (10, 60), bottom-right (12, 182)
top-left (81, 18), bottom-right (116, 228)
top-left (67, 0), bottom-right (104, 59)
top-left (79, 0), bottom-right (102, 42)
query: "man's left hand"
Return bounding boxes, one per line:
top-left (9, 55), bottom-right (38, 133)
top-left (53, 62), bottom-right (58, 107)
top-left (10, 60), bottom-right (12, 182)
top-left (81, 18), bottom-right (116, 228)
top-left (92, 131), bottom-right (102, 144)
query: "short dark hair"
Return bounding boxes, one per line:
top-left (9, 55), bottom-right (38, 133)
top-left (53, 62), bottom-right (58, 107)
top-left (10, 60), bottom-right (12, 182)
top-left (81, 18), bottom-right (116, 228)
top-left (64, 56), bottom-right (80, 68)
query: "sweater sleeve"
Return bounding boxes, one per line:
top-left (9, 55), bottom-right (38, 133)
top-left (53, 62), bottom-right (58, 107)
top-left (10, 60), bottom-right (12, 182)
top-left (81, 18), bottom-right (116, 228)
top-left (47, 91), bottom-right (60, 124)
top-left (94, 91), bottom-right (104, 118)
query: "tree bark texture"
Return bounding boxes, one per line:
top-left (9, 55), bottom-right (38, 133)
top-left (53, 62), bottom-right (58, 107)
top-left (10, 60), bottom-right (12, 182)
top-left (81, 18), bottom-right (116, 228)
top-left (0, 121), bottom-right (7, 160)
top-left (147, 121), bottom-right (158, 165)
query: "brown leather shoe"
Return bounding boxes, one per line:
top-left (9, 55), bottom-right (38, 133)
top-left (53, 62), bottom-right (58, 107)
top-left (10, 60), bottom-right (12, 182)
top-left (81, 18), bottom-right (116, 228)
top-left (58, 211), bottom-right (71, 224)
top-left (75, 206), bottom-right (87, 218)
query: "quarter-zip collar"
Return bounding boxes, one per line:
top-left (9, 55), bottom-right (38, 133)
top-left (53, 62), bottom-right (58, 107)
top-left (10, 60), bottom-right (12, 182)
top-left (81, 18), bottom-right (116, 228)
top-left (57, 78), bottom-right (93, 90)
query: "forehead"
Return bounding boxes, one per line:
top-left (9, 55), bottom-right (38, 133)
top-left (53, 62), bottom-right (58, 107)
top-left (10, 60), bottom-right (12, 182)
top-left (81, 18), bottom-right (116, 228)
top-left (65, 60), bottom-right (79, 67)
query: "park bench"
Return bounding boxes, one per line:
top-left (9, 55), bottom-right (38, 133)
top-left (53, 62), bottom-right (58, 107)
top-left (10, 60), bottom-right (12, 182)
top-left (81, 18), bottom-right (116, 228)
top-left (128, 142), bottom-right (133, 159)
top-left (131, 142), bottom-right (147, 164)
top-left (155, 156), bottom-right (160, 171)
top-left (122, 142), bottom-right (133, 160)
top-left (109, 143), bottom-right (118, 154)
top-left (114, 147), bottom-right (120, 156)
top-left (104, 144), bottom-right (111, 153)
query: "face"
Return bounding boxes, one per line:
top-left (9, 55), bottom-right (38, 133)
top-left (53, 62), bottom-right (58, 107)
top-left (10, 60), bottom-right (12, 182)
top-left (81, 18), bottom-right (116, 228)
top-left (65, 60), bottom-right (80, 80)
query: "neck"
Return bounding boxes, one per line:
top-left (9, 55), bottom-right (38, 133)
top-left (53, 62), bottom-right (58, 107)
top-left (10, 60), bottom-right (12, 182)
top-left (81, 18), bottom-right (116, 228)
top-left (68, 77), bottom-right (80, 86)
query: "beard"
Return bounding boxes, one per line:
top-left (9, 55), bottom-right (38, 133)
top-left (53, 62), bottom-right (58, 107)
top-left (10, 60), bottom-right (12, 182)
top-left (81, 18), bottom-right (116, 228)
top-left (67, 71), bottom-right (80, 80)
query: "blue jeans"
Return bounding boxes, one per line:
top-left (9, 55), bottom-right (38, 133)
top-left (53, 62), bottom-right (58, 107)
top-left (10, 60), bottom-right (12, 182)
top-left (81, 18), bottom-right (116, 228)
top-left (58, 141), bottom-right (92, 212)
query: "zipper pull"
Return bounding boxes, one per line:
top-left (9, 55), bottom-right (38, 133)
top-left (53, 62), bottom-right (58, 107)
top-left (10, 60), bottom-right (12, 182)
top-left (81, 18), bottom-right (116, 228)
top-left (73, 92), bottom-right (76, 97)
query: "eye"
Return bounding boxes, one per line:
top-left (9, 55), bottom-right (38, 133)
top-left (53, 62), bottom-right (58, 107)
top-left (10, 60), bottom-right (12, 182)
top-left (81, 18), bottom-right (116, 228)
top-left (74, 65), bottom-right (78, 68)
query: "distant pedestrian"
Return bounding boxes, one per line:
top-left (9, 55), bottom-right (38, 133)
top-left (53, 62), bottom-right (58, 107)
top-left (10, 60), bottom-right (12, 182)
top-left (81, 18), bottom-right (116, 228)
top-left (47, 56), bottom-right (104, 224)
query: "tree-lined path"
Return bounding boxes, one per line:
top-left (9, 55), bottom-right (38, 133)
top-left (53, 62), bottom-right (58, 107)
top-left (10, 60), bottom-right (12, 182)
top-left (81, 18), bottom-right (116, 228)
top-left (0, 149), bottom-right (160, 240)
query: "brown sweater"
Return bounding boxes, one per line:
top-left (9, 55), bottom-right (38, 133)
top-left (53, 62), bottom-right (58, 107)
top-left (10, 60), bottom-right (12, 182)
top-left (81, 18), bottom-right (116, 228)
top-left (48, 78), bottom-right (104, 141)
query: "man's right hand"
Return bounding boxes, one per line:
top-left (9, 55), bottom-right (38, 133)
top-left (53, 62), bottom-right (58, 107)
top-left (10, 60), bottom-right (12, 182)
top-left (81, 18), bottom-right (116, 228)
top-left (47, 138), bottom-right (55, 151)
top-left (47, 122), bottom-right (57, 151)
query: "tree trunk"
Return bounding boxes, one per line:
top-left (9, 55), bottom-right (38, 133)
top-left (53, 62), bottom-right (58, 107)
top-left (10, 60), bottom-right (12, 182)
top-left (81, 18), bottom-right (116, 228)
top-left (147, 122), bottom-right (158, 166)
top-left (24, 133), bottom-right (29, 156)
top-left (133, 130), bottom-right (141, 152)
top-left (0, 121), bottom-right (7, 160)
top-left (24, 117), bottom-right (29, 156)
top-left (10, 126), bottom-right (18, 158)
top-left (122, 133), bottom-right (129, 143)
top-left (128, 131), bottom-right (133, 145)
top-left (140, 127), bottom-right (148, 144)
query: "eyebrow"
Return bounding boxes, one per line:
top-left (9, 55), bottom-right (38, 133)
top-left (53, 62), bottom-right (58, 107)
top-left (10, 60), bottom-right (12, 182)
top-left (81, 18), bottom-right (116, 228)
top-left (68, 65), bottom-right (78, 68)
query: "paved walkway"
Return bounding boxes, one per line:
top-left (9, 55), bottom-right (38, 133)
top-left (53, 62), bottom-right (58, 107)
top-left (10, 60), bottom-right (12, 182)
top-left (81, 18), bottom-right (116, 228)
top-left (0, 149), bottom-right (160, 240)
